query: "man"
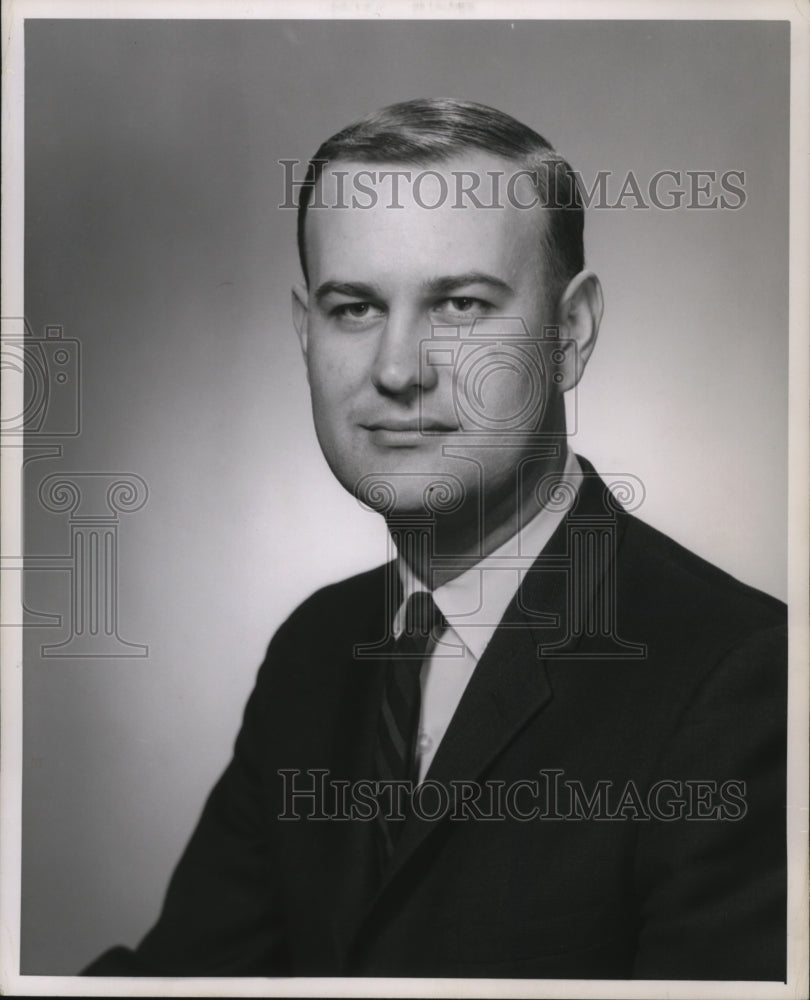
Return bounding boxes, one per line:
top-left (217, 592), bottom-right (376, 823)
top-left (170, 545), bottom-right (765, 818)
top-left (85, 98), bottom-right (786, 981)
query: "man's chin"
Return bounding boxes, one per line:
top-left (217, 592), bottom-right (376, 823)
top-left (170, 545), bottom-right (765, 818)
top-left (350, 469), bottom-right (470, 520)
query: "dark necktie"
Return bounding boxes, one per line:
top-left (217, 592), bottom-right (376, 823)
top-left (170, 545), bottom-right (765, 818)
top-left (374, 590), bottom-right (444, 861)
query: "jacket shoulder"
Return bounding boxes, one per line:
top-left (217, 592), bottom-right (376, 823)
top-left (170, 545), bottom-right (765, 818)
top-left (257, 562), bottom-right (392, 675)
top-left (618, 510), bottom-right (786, 634)
top-left (284, 562), bottom-right (392, 631)
top-left (573, 455), bottom-right (785, 630)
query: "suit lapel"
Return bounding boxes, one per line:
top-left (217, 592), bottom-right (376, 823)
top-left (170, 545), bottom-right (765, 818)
top-left (371, 531), bottom-right (571, 898)
top-left (328, 564), bottom-right (402, 964)
top-left (344, 467), bottom-right (628, 953)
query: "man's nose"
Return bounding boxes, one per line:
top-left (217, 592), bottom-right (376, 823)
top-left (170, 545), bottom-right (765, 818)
top-left (370, 311), bottom-right (438, 396)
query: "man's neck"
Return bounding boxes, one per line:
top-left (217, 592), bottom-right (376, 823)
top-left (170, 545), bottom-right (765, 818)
top-left (390, 446), bottom-right (573, 589)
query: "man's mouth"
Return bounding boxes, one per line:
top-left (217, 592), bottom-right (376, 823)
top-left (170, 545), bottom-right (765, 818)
top-left (361, 419), bottom-right (457, 446)
top-left (362, 418), bottom-right (456, 432)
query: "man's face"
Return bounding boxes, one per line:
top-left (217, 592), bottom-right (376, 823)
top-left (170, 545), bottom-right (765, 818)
top-left (293, 153), bottom-right (573, 526)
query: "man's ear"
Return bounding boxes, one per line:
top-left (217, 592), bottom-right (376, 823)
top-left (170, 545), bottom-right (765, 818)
top-left (291, 283), bottom-right (310, 359)
top-left (553, 270), bottom-right (603, 392)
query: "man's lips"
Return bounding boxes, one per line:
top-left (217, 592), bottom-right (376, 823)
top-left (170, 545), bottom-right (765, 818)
top-left (361, 419), bottom-right (457, 432)
top-left (361, 419), bottom-right (458, 446)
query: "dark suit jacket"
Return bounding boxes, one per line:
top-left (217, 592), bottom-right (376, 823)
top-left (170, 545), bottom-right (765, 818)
top-left (85, 462), bottom-right (787, 980)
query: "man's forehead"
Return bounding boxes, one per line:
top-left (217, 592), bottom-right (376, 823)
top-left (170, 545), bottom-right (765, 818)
top-left (305, 154), bottom-right (548, 280)
top-left (313, 152), bottom-right (544, 207)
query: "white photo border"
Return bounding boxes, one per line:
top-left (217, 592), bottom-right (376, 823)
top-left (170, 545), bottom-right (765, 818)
top-left (2, 2), bottom-right (807, 997)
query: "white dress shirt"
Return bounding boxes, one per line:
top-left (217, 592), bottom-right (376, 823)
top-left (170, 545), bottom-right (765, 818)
top-left (394, 450), bottom-right (583, 782)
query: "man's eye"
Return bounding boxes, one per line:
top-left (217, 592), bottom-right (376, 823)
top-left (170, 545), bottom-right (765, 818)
top-left (436, 297), bottom-right (491, 318)
top-left (331, 302), bottom-right (384, 323)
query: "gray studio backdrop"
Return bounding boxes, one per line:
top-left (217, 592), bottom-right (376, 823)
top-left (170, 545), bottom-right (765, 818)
top-left (22, 19), bottom-right (788, 973)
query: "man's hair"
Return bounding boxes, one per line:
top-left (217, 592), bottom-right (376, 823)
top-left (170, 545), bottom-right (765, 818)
top-left (296, 97), bottom-right (585, 305)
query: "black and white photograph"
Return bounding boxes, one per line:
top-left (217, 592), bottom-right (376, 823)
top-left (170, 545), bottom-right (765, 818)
top-left (1, 3), bottom-right (808, 997)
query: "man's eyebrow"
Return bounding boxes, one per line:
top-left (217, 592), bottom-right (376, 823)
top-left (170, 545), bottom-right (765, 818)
top-left (314, 280), bottom-right (381, 303)
top-left (423, 272), bottom-right (513, 295)
top-left (313, 272), bottom-right (514, 304)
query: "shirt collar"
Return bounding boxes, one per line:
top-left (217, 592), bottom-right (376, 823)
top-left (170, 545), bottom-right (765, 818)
top-left (395, 450), bottom-right (582, 660)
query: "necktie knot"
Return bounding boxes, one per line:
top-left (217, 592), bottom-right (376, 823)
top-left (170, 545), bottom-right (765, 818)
top-left (397, 590), bottom-right (445, 658)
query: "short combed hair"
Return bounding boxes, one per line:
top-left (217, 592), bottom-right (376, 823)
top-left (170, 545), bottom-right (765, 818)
top-left (296, 97), bottom-right (585, 304)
